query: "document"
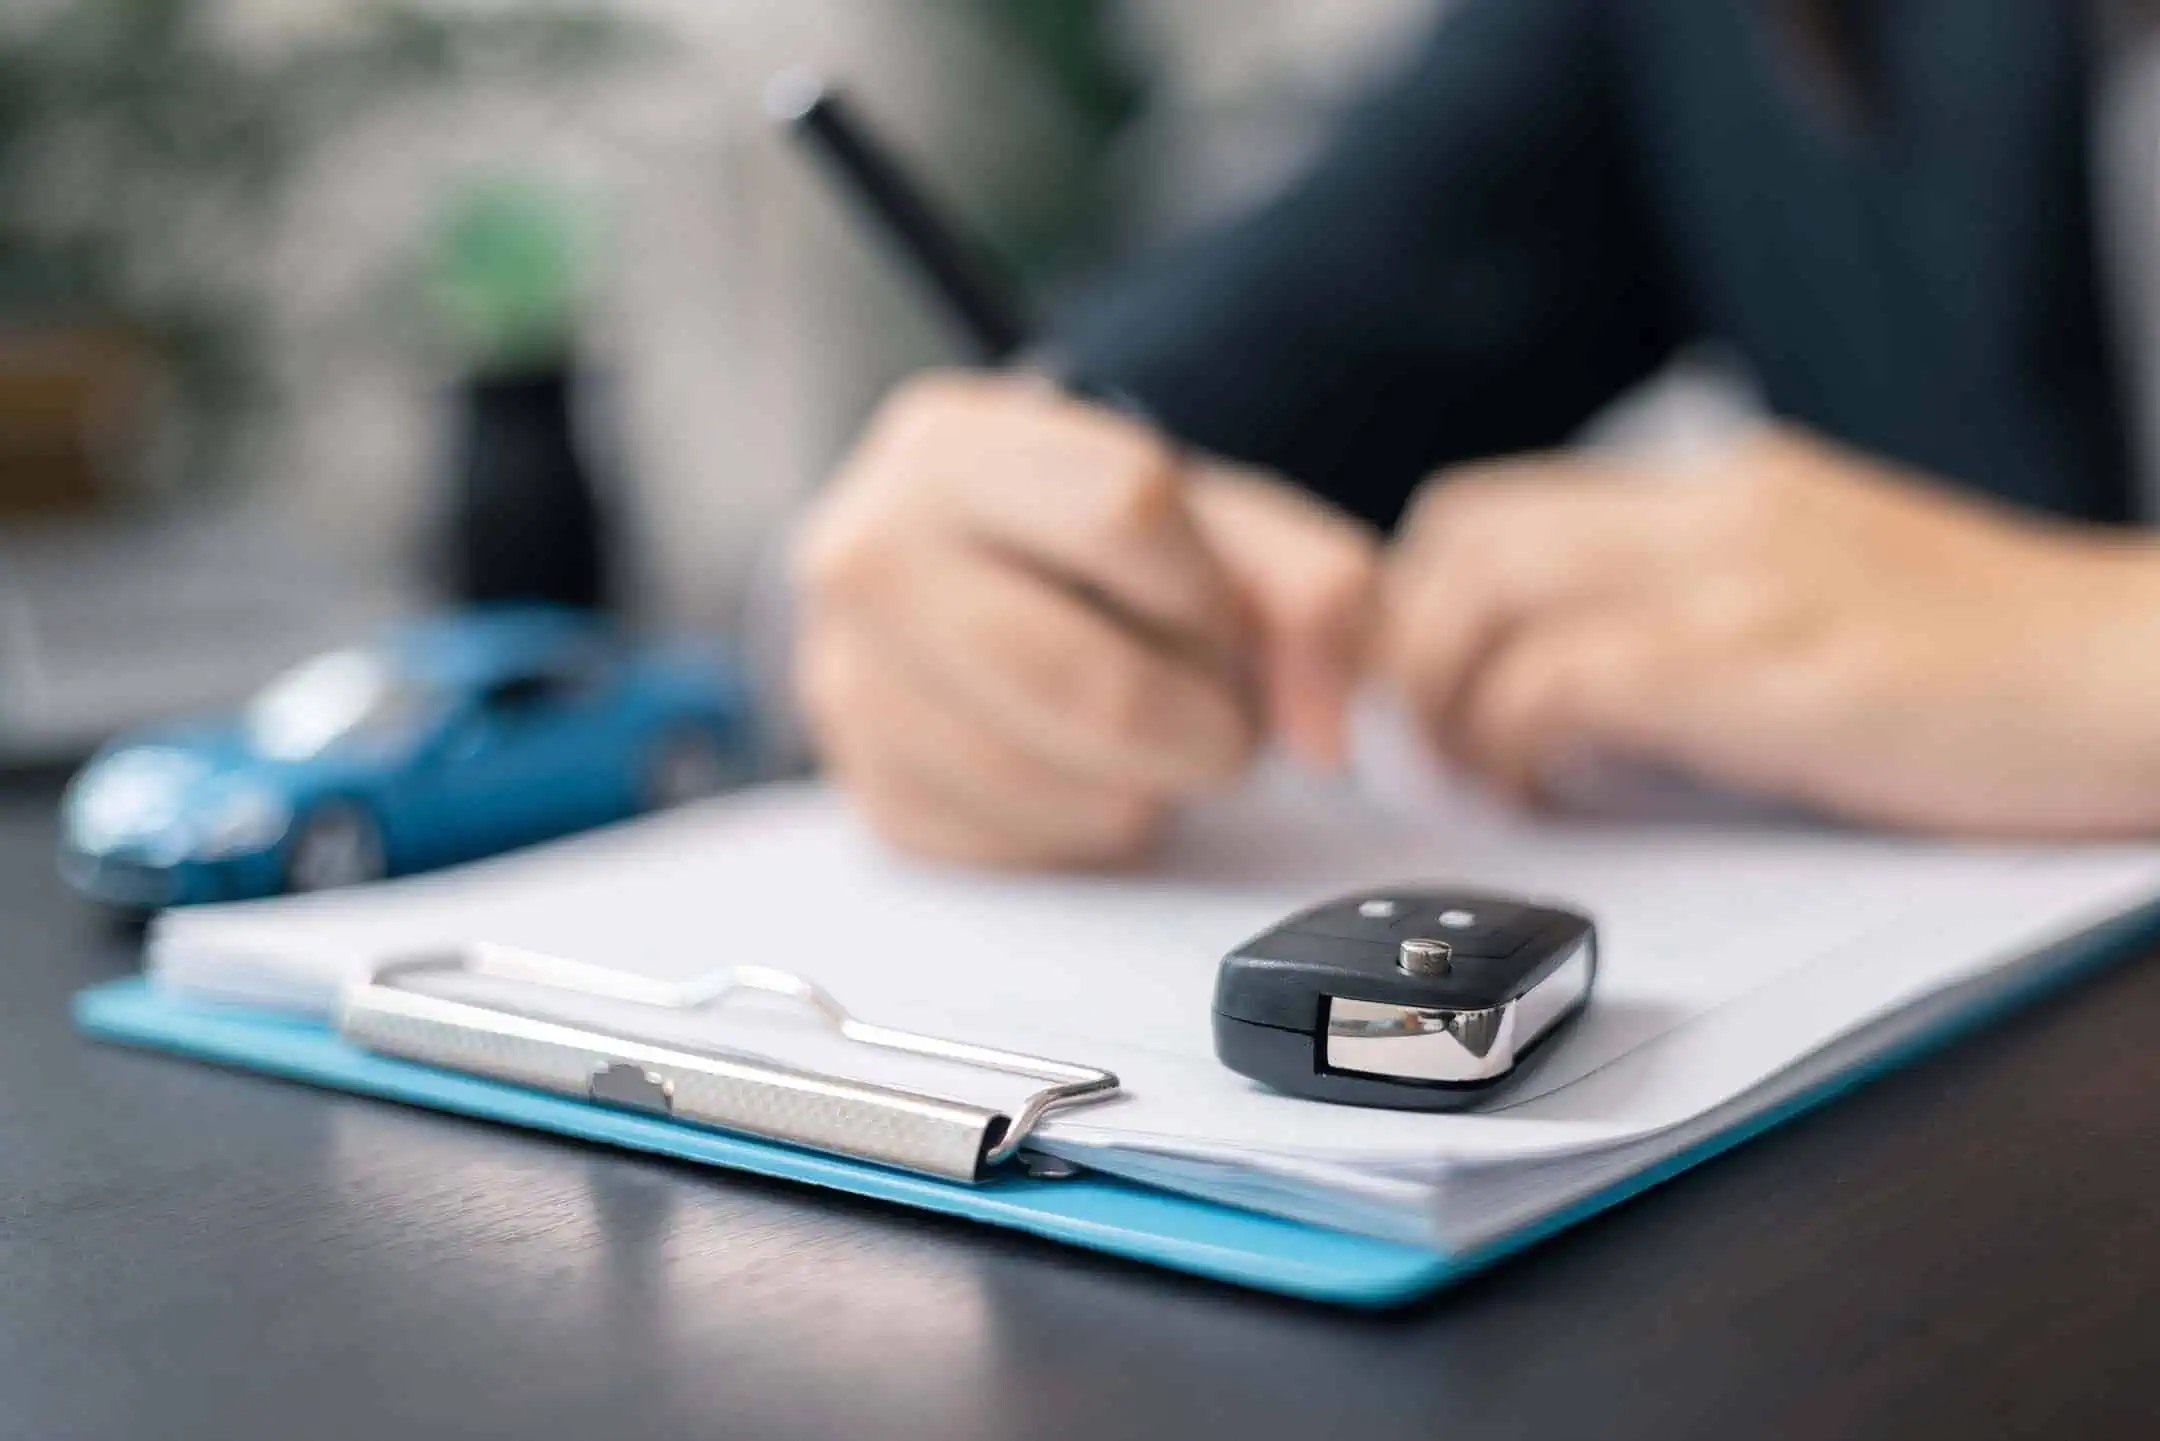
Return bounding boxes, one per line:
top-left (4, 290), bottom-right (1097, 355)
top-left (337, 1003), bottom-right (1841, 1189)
top-left (148, 729), bottom-right (2160, 1248)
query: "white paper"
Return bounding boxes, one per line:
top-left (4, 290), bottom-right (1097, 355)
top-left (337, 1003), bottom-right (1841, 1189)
top-left (148, 742), bottom-right (2160, 1247)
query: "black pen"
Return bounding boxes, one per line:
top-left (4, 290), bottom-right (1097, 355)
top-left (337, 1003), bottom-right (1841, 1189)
top-left (764, 72), bottom-right (1243, 695)
top-left (764, 68), bottom-right (1039, 366)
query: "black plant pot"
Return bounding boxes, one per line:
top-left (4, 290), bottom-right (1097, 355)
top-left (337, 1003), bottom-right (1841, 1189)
top-left (444, 364), bottom-right (612, 611)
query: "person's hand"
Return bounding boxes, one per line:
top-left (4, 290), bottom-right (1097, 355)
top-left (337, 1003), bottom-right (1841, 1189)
top-left (1383, 426), bottom-right (2160, 836)
top-left (793, 372), bottom-right (1379, 867)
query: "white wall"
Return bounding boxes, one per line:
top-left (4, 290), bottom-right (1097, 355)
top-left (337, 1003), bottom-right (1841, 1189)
top-left (241, 0), bottom-right (1733, 634)
top-left (249, 0), bottom-right (1141, 628)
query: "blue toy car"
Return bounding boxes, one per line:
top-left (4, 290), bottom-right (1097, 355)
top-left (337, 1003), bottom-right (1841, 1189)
top-left (59, 607), bottom-right (757, 909)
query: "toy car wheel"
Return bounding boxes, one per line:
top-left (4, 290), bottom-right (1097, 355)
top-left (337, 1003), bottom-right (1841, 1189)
top-left (643, 728), bottom-right (738, 810)
top-left (283, 801), bottom-right (386, 893)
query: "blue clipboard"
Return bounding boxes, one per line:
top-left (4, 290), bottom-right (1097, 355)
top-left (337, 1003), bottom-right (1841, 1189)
top-left (71, 902), bottom-right (2158, 1307)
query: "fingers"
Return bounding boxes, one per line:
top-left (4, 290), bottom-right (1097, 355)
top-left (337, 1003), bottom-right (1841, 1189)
top-left (1446, 606), bottom-right (1707, 802)
top-left (793, 370), bottom-right (1264, 867)
top-left (801, 626), bottom-right (1163, 868)
top-left (1185, 463), bottom-right (1382, 769)
top-left (838, 372), bottom-right (1252, 665)
top-left (839, 542), bottom-right (1255, 793)
top-left (1390, 448), bottom-right (1855, 809)
top-left (1383, 455), bottom-right (1728, 760)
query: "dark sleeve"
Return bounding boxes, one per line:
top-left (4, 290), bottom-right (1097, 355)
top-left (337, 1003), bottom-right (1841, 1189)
top-left (1055, 0), bottom-right (1686, 529)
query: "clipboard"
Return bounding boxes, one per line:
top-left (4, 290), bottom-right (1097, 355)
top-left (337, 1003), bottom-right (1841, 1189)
top-left (72, 969), bottom-right (1455, 1305)
top-left (71, 900), bottom-right (2160, 1308)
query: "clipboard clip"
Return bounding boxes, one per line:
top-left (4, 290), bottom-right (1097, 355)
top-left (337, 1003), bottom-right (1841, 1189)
top-left (337, 944), bottom-right (1120, 1185)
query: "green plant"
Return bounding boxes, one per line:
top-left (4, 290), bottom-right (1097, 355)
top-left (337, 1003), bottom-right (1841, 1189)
top-left (426, 175), bottom-right (593, 376)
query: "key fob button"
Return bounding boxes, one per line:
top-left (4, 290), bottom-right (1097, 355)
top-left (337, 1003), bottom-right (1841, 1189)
top-left (1402, 918), bottom-right (1532, 958)
top-left (1286, 896), bottom-right (1420, 943)
top-left (1290, 894), bottom-right (1530, 947)
top-left (1390, 899), bottom-right (1536, 958)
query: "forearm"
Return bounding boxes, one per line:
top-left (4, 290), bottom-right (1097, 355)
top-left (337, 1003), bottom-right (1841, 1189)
top-left (1056, 0), bottom-right (1684, 530)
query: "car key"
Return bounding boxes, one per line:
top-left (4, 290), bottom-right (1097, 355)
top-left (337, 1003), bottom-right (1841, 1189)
top-left (1212, 888), bottom-right (1597, 1109)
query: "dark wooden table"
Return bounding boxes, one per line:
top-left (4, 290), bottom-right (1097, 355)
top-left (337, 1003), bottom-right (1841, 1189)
top-left (3, 773), bottom-right (2155, 1441)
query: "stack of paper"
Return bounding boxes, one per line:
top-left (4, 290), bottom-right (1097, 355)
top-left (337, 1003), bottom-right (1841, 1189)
top-left (147, 749), bottom-right (2160, 1250)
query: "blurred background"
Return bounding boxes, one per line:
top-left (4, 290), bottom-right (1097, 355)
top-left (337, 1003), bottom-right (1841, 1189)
top-left (0, 0), bottom-right (1731, 767)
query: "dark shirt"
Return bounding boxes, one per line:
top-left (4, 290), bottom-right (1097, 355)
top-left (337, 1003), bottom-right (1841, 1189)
top-left (1060, 0), bottom-right (2132, 531)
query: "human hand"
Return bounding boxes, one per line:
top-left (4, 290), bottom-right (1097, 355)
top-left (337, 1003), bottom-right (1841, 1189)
top-left (793, 372), bottom-right (1378, 867)
top-left (1383, 426), bottom-right (2160, 836)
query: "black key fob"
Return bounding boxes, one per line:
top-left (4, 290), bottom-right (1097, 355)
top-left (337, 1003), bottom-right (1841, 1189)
top-left (1211, 888), bottom-right (1597, 1110)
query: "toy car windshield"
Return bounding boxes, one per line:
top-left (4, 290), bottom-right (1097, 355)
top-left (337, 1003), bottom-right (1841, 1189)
top-left (245, 649), bottom-right (434, 761)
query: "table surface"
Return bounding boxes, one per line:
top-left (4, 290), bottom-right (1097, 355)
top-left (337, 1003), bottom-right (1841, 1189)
top-left (3, 774), bottom-right (2157, 1441)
